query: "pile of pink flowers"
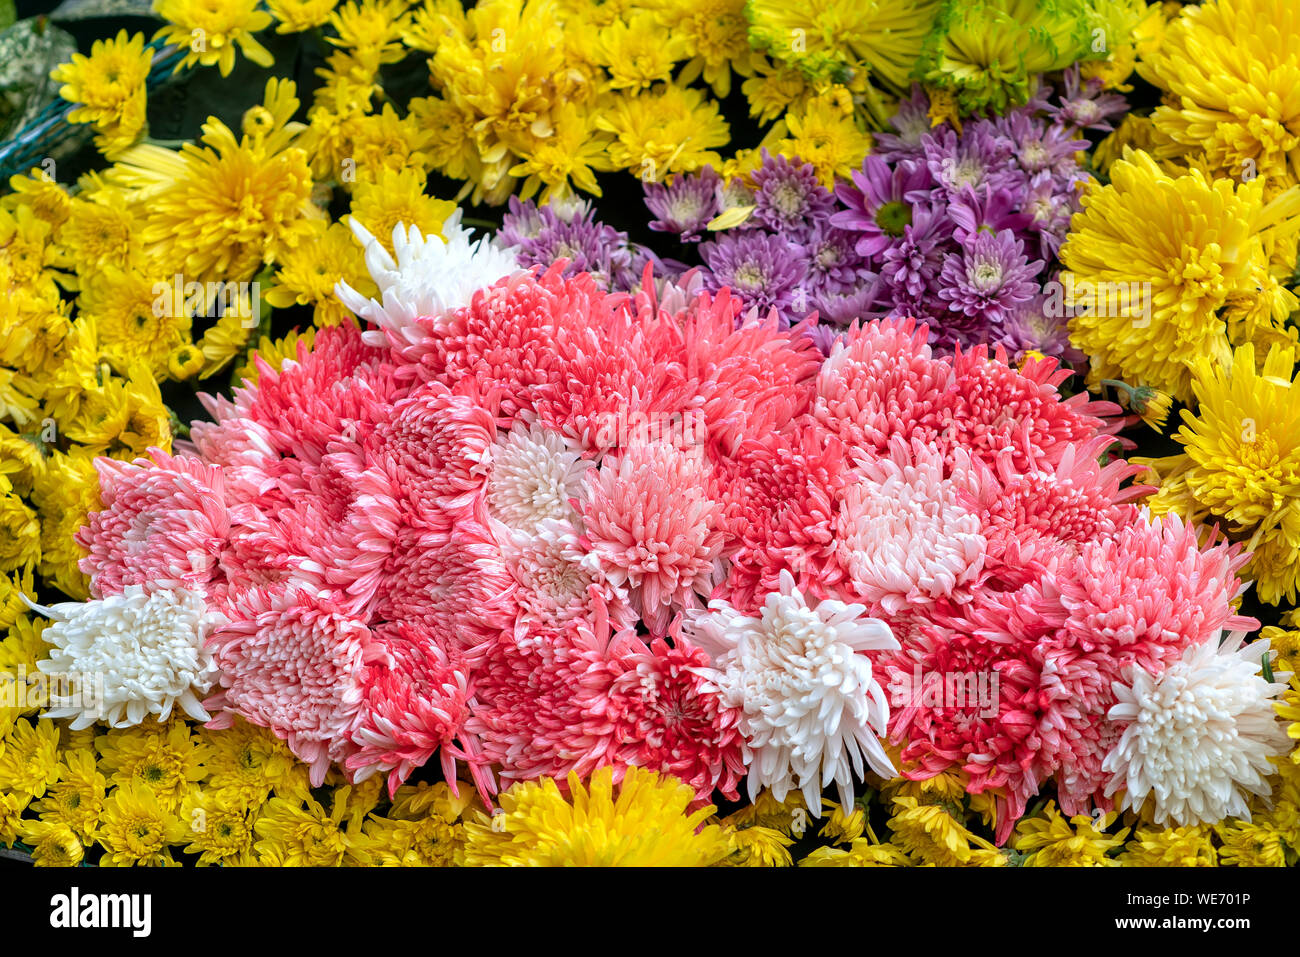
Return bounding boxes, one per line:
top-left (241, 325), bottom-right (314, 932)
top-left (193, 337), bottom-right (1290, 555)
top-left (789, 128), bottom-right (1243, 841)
top-left (74, 221), bottom-right (1261, 842)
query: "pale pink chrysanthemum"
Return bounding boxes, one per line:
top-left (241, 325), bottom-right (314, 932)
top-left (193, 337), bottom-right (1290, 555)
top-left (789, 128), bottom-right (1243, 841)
top-left (364, 379), bottom-right (495, 519)
top-left (205, 583), bottom-right (384, 785)
top-left (603, 635), bottom-right (747, 804)
top-left (812, 317), bottom-right (954, 458)
top-left (77, 448), bottom-right (229, 598)
top-left (835, 437), bottom-right (986, 616)
top-left (468, 614), bottom-right (644, 789)
top-left (189, 393), bottom-right (282, 505)
top-left (373, 513), bottom-right (517, 662)
top-left (429, 264), bottom-right (612, 422)
top-left (498, 517), bottom-right (635, 637)
top-left (710, 419), bottom-right (849, 614)
top-left (933, 346), bottom-right (1121, 474)
top-left (580, 440), bottom-right (725, 636)
top-left (961, 434), bottom-right (1149, 588)
top-left (486, 419), bottom-right (587, 534)
top-left (346, 621), bottom-right (484, 798)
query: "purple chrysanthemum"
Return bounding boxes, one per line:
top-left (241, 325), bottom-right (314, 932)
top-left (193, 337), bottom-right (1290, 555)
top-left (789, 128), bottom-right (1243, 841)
top-left (749, 151), bottom-right (834, 235)
top-left (997, 291), bottom-right (1084, 364)
top-left (878, 203), bottom-right (950, 303)
top-left (870, 86), bottom-right (931, 162)
top-left (1022, 171), bottom-right (1077, 259)
top-left (500, 197), bottom-right (637, 289)
top-left (948, 186), bottom-right (1033, 245)
top-left (831, 155), bottom-right (933, 259)
top-left (922, 124), bottom-right (1022, 200)
top-left (1050, 65), bottom-right (1129, 133)
top-left (644, 167), bottom-right (722, 242)
top-left (996, 110), bottom-right (1086, 175)
top-left (700, 231), bottom-right (810, 320)
top-left (801, 221), bottom-right (871, 289)
top-left (809, 280), bottom-right (879, 326)
top-left (938, 228), bottom-right (1043, 324)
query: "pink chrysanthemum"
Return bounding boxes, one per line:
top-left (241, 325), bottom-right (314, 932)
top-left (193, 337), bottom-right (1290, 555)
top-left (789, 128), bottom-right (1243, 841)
top-left (677, 289), bottom-right (821, 455)
top-left (962, 434), bottom-right (1149, 587)
top-left (835, 437), bottom-right (987, 616)
top-left (603, 636), bottom-right (747, 804)
top-left (934, 347), bottom-right (1121, 473)
top-left (581, 441), bottom-right (725, 636)
top-left (813, 317), bottom-right (953, 457)
top-left (711, 420), bottom-right (850, 613)
top-left (499, 517), bottom-right (635, 636)
top-left (77, 448), bottom-right (229, 598)
top-left (468, 614), bottom-right (643, 788)
top-left (429, 264), bottom-right (612, 422)
top-left (364, 379), bottom-right (495, 519)
top-left (374, 514), bottom-right (517, 661)
top-left (486, 419), bottom-right (587, 533)
top-left (347, 621), bottom-right (482, 798)
top-left (206, 583), bottom-right (383, 785)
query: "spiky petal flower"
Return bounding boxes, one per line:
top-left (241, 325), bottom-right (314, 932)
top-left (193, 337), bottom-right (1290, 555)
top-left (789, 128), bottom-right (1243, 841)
top-left (688, 570), bottom-right (899, 811)
top-left (1103, 632), bottom-right (1291, 827)
top-left (486, 419), bottom-right (587, 534)
top-left (29, 585), bottom-right (222, 729)
top-left (581, 441), bottom-right (725, 635)
top-left (336, 213), bottom-right (519, 366)
top-left (643, 166), bottom-right (721, 241)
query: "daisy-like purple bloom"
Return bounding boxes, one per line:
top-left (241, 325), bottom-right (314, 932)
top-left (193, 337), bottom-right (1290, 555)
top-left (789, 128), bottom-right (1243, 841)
top-left (948, 185), bottom-right (1033, 245)
top-left (750, 151), bottom-right (834, 236)
top-left (700, 231), bottom-right (810, 321)
top-left (831, 155), bottom-right (933, 259)
top-left (922, 124), bottom-right (1022, 200)
top-left (809, 280), bottom-right (879, 326)
top-left (995, 110), bottom-right (1085, 175)
top-left (1050, 65), bottom-right (1129, 133)
top-left (870, 85), bottom-right (932, 162)
top-left (643, 166), bottom-right (722, 242)
top-left (801, 221), bottom-right (871, 289)
top-left (1022, 171), bottom-right (1078, 259)
top-left (500, 197), bottom-right (636, 290)
top-left (938, 228), bottom-right (1043, 324)
top-left (997, 290), bottom-right (1084, 364)
top-left (878, 203), bottom-right (950, 303)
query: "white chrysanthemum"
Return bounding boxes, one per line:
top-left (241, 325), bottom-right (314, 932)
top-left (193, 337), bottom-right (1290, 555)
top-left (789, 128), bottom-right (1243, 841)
top-left (836, 440), bottom-right (985, 615)
top-left (27, 585), bottom-right (224, 730)
top-left (687, 570), bottom-right (899, 812)
top-left (487, 419), bottom-right (588, 534)
top-left (336, 211), bottom-right (520, 360)
top-left (1103, 632), bottom-right (1291, 827)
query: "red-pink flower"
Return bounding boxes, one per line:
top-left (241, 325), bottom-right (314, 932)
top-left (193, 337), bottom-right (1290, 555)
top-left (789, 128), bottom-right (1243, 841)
top-left (77, 448), bottom-right (229, 598)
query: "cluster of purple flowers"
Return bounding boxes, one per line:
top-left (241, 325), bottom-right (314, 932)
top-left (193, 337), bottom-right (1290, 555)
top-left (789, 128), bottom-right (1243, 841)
top-left (498, 195), bottom-right (650, 292)
top-left (641, 72), bottom-right (1126, 358)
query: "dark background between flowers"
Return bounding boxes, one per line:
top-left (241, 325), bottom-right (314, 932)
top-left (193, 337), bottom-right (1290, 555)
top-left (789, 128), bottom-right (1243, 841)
top-left (1, 0), bottom-right (1281, 864)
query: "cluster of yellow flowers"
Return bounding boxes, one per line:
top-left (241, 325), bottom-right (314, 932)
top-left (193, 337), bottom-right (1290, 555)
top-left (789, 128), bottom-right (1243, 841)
top-left (1058, 0), bottom-right (1300, 606)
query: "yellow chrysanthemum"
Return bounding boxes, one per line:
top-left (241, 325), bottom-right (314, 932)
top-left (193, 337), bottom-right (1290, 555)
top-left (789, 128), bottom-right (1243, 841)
top-left (1215, 818), bottom-right (1290, 867)
top-left (180, 788), bottom-right (258, 866)
top-left (153, 0), bottom-right (274, 77)
top-left (1118, 825), bottom-right (1219, 866)
top-left (800, 839), bottom-right (915, 867)
top-left (0, 491), bottom-right (39, 574)
top-left (20, 818), bottom-right (85, 866)
top-left (329, 0), bottom-right (410, 62)
top-left (657, 0), bottom-right (755, 98)
top-left (337, 102), bottom-right (433, 188)
top-left (4, 169), bottom-right (73, 228)
top-left (508, 103), bottom-right (613, 201)
top-left (264, 220), bottom-right (370, 326)
top-left (1, 203), bottom-right (57, 287)
top-left (106, 79), bottom-right (321, 282)
top-left (31, 748), bottom-right (106, 844)
top-left (347, 168), bottom-right (457, 257)
top-left (1012, 803), bottom-right (1128, 866)
top-left (253, 784), bottom-right (372, 866)
top-left (232, 326), bottom-right (318, 387)
top-left (741, 57), bottom-right (818, 126)
top-left (96, 722), bottom-right (205, 812)
top-left (464, 766), bottom-right (730, 866)
top-left (595, 12), bottom-right (684, 92)
top-left (362, 781), bottom-right (474, 866)
top-left (887, 796), bottom-right (997, 866)
top-left (1138, 0), bottom-right (1300, 191)
top-left (716, 823), bottom-right (795, 866)
top-left (30, 451), bottom-right (99, 601)
top-left (596, 82), bottom-right (730, 181)
top-left (195, 719), bottom-right (307, 808)
top-left (403, 0), bottom-right (468, 53)
top-left (268, 0), bottom-right (337, 33)
top-left (1060, 148), bottom-right (1300, 402)
top-left (1164, 342), bottom-right (1300, 603)
top-left (0, 716), bottom-right (61, 798)
top-left (78, 266), bottom-right (191, 380)
top-left (96, 779), bottom-right (187, 866)
top-left (0, 566), bottom-right (36, 635)
top-left (772, 93), bottom-right (874, 187)
top-left (50, 29), bottom-right (152, 131)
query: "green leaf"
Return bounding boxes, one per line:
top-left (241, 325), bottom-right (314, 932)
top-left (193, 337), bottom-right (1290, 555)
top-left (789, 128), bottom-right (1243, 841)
top-left (0, 0), bottom-right (15, 32)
